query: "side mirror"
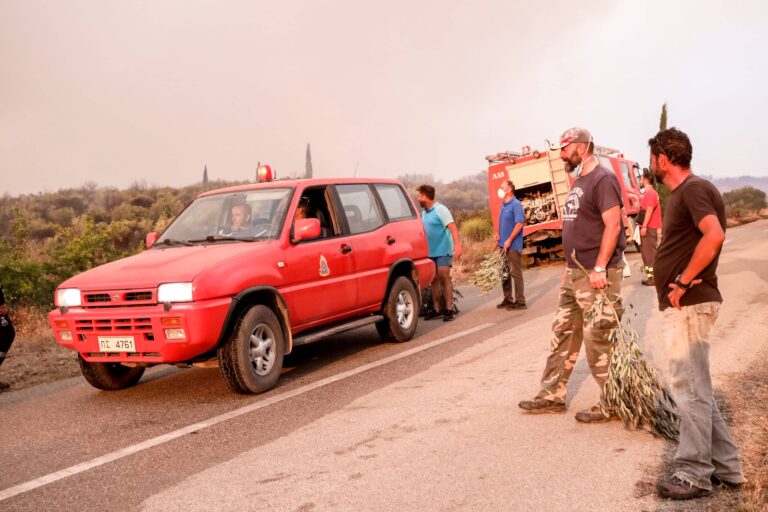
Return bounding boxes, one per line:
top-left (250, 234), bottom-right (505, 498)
top-left (145, 232), bottom-right (159, 248)
top-left (292, 218), bottom-right (321, 242)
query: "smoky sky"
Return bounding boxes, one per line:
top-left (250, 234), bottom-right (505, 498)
top-left (1, 0), bottom-right (767, 195)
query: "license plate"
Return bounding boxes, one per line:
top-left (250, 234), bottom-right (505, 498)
top-left (97, 336), bottom-right (136, 353)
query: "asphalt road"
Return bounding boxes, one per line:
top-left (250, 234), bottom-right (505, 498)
top-left (2, 219), bottom-right (767, 512)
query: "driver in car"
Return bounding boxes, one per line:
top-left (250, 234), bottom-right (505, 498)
top-left (230, 203), bottom-right (253, 232)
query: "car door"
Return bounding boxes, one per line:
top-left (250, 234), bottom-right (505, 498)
top-left (334, 183), bottom-right (390, 309)
top-left (282, 186), bottom-right (358, 328)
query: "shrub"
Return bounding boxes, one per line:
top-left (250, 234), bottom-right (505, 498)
top-left (723, 186), bottom-right (767, 217)
top-left (460, 215), bottom-right (493, 242)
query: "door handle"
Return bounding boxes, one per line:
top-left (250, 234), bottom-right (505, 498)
top-left (340, 244), bottom-right (352, 254)
top-left (386, 236), bottom-right (396, 245)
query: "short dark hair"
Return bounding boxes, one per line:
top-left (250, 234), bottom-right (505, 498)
top-left (417, 184), bottom-right (435, 200)
top-left (297, 196), bottom-right (311, 215)
top-left (505, 180), bottom-right (515, 193)
top-left (648, 128), bottom-right (692, 168)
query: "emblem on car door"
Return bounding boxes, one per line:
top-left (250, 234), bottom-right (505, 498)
top-left (319, 254), bottom-right (330, 277)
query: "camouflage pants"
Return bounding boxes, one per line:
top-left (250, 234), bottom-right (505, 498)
top-left (536, 267), bottom-right (624, 404)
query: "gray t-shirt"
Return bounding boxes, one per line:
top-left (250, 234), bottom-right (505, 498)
top-left (562, 165), bottom-right (626, 270)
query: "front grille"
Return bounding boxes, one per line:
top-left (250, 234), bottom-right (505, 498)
top-left (86, 293), bottom-right (111, 303)
top-left (76, 318), bottom-right (153, 332)
top-left (82, 289), bottom-right (155, 307)
top-left (125, 291), bottom-right (153, 301)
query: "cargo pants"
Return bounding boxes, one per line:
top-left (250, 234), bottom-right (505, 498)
top-left (536, 267), bottom-right (624, 404)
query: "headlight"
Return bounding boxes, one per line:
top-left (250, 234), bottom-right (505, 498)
top-left (157, 283), bottom-right (193, 303)
top-left (56, 288), bottom-right (82, 307)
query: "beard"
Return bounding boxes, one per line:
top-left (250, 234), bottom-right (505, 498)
top-left (418, 200), bottom-right (427, 209)
top-left (562, 152), bottom-right (582, 174)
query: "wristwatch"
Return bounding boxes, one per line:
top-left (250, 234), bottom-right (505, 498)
top-left (674, 274), bottom-right (691, 289)
top-left (593, 266), bottom-right (606, 273)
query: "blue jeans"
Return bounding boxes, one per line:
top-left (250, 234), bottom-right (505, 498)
top-left (663, 302), bottom-right (744, 490)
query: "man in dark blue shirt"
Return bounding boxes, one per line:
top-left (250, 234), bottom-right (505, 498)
top-left (495, 180), bottom-right (526, 309)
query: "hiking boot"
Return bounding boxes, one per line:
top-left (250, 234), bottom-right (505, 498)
top-left (0, 381), bottom-right (10, 391)
top-left (496, 299), bottom-right (513, 309)
top-left (424, 310), bottom-right (443, 320)
top-left (711, 475), bottom-right (744, 489)
top-left (443, 310), bottom-right (456, 322)
top-left (574, 405), bottom-right (613, 423)
top-left (518, 397), bottom-right (565, 414)
top-left (657, 475), bottom-right (712, 500)
top-left (507, 302), bottom-right (527, 310)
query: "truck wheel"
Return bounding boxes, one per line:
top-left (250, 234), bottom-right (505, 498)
top-left (218, 305), bottom-right (284, 394)
top-left (78, 355), bottom-right (145, 391)
top-left (376, 276), bottom-right (419, 342)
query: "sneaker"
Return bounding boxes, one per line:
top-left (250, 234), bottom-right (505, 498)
top-left (424, 310), bottom-right (443, 320)
top-left (517, 397), bottom-right (566, 414)
top-left (507, 302), bottom-right (527, 310)
top-left (496, 299), bottom-right (513, 309)
top-left (711, 475), bottom-right (744, 489)
top-left (0, 381), bottom-right (10, 391)
top-left (443, 310), bottom-right (456, 322)
top-left (657, 475), bottom-right (712, 500)
top-left (641, 279), bottom-right (656, 286)
top-left (574, 405), bottom-right (613, 423)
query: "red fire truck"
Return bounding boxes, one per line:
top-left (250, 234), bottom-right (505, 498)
top-left (486, 144), bottom-right (644, 264)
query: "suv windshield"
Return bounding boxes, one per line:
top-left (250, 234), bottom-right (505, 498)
top-left (157, 188), bottom-right (293, 245)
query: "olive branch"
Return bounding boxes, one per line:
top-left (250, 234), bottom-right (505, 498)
top-left (468, 249), bottom-right (510, 294)
top-left (572, 251), bottom-right (679, 440)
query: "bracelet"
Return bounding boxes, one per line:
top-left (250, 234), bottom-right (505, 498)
top-left (674, 274), bottom-right (691, 289)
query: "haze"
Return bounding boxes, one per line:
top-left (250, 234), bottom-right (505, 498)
top-left (2, 0), bottom-right (766, 195)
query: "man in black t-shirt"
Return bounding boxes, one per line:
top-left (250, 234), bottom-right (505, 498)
top-left (518, 127), bottom-right (626, 423)
top-left (649, 128), bottom-right (744, 500)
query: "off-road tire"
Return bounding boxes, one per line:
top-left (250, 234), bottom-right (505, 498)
top-left (376, 276), bottom-right (419, 342)
top-left (78, 355), bottom-right (145, 391)
top-left (218, 305), bottom-right (284, 394)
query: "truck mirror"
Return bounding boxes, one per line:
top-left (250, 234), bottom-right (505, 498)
top-left (292, 218), bottom-right (321, 242)
top-left (145, 232), bottom-right (159, 248)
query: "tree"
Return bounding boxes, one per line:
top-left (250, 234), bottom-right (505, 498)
top-left (723, 186), bottom-right (767, 217)
top-left (305, 143), bottom-right (313, 179)
top-left (203, 165), bottom-right (209, 188)
top-left (655, 102), bottom-right (671, 216)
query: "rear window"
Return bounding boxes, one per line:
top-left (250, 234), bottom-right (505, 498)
top-left (336, 184), bottom-right (384, 234)
top-left (374, 184), bottom-right (415, 221)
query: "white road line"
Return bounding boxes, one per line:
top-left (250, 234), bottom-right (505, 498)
top-left (0, 322), bottom-right (495, 502)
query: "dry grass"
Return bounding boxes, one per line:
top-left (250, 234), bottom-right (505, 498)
top-left (1, 305), bottom-right (80, 391)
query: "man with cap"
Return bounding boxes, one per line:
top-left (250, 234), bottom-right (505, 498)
top-left (518, 127), bottom-right (626, 423)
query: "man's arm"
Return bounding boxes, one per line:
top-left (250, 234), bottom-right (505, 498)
top-left (667, 214), bottom-right (724, 308)
top-left (448, 223), bottom-right (463, 258)
top-left (590, 204), bottom-right (622, 288)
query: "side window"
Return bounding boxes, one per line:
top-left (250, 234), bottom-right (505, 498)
top-left (336, 184), bottom-right (384, 234)
top-left (374, 184), bottom-right (415, 221)
top-left (619, 162), bottom-right (633, 189)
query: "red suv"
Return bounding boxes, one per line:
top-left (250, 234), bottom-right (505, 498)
top-left (48, 179), bottom-right (435, 394)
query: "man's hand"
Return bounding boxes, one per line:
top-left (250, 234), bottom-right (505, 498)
top-left (494, 233), bottom-right (500, 243)
top-left (589, 270), bottom-right (608, 289)
top-left (667, 279), bottom-right (703, 309)
top-left (503, 239), bottom-right (511, 251)
top-left (454, 246), bottom-right (463, 259)
top-left (640, 226), bottom-right (647, 237)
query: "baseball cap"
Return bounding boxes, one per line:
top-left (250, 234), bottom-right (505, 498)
top-left (552, 127), bottom-right (592, 149)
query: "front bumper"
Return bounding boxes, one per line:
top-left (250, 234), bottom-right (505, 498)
top-left (48, 297), bottom-right (232, 363)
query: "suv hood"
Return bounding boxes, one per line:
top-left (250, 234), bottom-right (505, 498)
top-left (60, 242), bottom-right (274, 291)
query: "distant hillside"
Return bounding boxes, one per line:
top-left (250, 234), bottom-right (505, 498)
top-left (709, 176), bottom-right (768, 194)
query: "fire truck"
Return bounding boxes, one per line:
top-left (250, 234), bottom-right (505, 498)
top-left (486, 144), bottom-right (645, 264)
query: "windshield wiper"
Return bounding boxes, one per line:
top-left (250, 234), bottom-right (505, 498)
top-left (187, 235), bottom-right (257, 243)
top-left (158, 238), bottom-right (193, 247)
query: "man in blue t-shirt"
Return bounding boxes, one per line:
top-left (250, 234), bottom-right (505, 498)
top-left (417, 184), bottom-right (463, 322)
top-left (495, 180), bottom-right (526, 310)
